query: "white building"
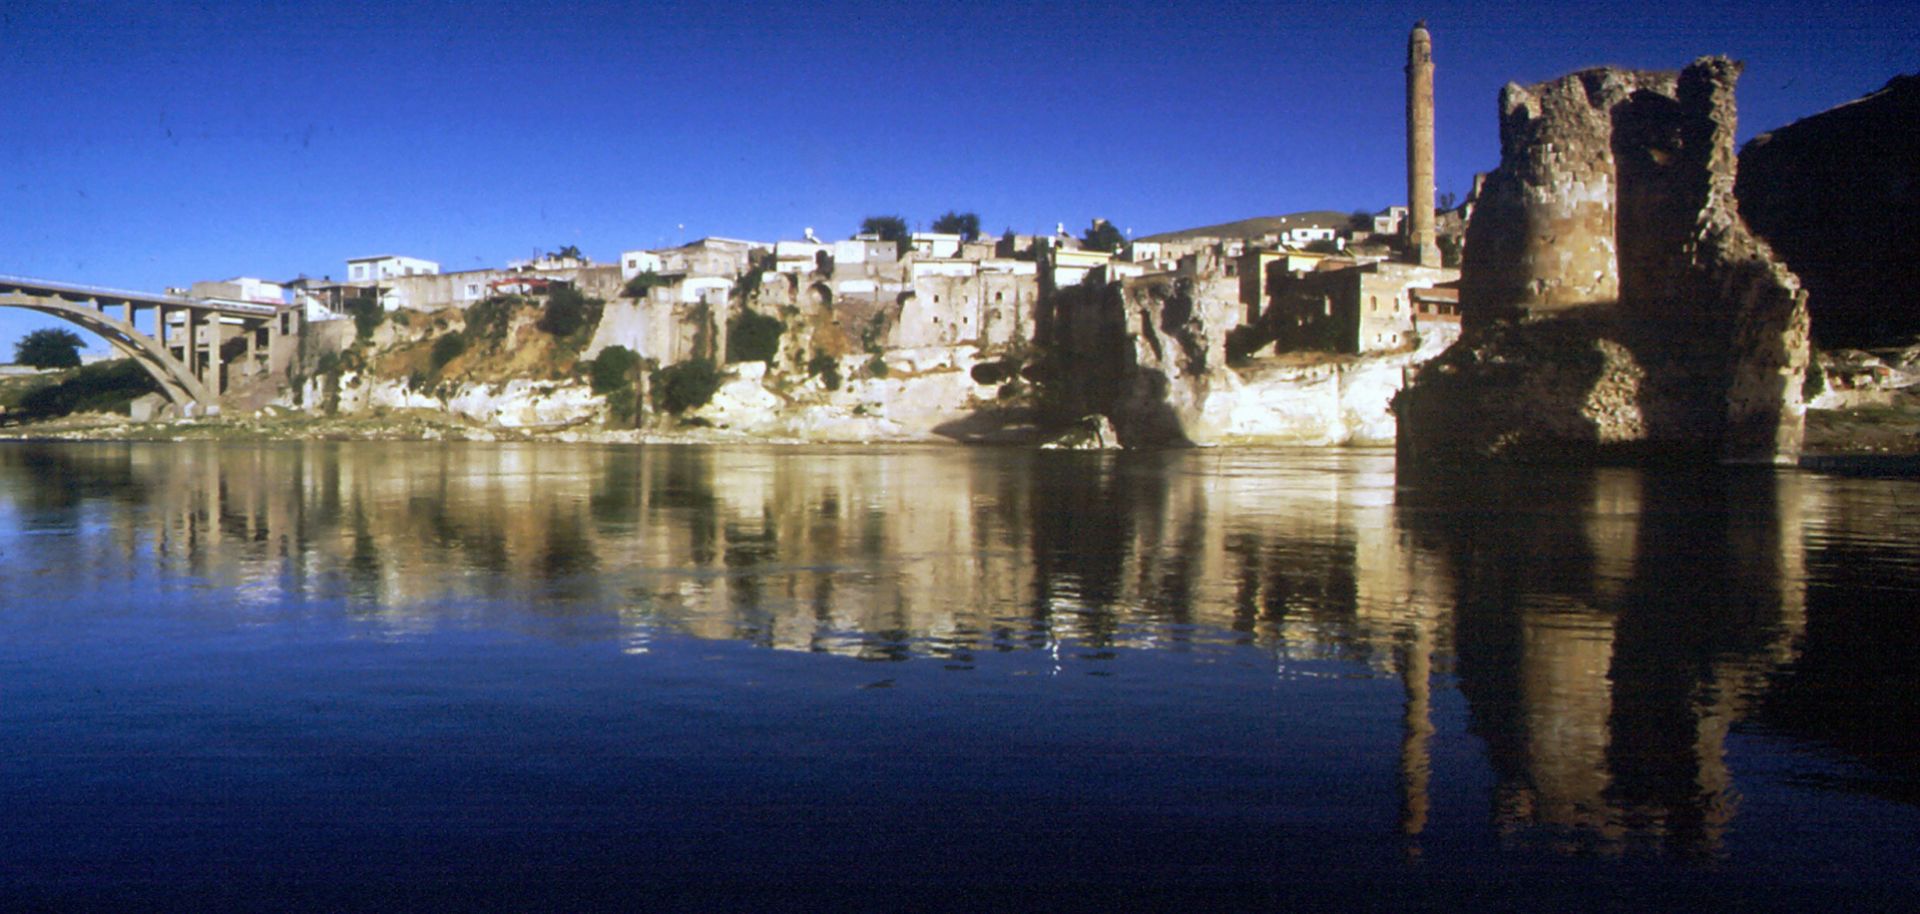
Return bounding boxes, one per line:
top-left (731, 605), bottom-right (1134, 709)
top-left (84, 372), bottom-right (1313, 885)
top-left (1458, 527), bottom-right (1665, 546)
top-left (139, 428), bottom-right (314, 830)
top-left (346, 255), bottom-right (440, 283)
top-left (1278, 226), bottom-right (1339, 247)
top-left (909, 232), bottom-right (963, 258)
top-left (774, 239), bottom-right (831, 274)
top-left (620, 250), bottom-right (665, 280)
top-left (1374, 206), bottom-right (1408, 236)
top-left (1048, 248), bottom-right (1114, 288)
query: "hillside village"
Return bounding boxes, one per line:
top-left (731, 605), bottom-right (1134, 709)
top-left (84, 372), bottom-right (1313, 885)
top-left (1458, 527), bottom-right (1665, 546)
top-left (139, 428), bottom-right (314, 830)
top-left (7, 27), bottom-right (1911, 457)
top-left (153, 204), bottom-right (1464, 445)
top-left (271, 205), bottom-right (1464, 360)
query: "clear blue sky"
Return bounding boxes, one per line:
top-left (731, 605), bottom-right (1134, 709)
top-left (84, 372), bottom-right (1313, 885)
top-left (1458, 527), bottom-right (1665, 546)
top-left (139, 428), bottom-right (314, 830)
top-left (3, 0), bottom-right (1913, 356)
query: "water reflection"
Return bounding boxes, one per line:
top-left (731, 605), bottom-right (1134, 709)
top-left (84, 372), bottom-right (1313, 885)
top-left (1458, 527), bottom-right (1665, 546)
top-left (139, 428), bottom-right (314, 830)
top-left (1398, 464), bottom-right (1811, 857)
top-left (1, 441), bottom-right (1913, 862)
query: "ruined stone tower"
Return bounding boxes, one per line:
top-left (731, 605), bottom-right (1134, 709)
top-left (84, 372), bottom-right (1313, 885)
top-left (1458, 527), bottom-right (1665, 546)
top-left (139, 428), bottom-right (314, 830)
top-left (1395, 57), bottom-right (1812, 465)
top-left (1405, 21), bottom-right (1440, 267)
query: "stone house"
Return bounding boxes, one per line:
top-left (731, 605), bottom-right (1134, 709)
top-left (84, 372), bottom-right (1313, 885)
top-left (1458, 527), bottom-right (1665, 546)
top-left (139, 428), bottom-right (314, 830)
top-left (1265, 261), bottom-right (1459, 355)
top-left (659, 237), bottom-right (763, 277)
top-left (1237, 249), bottom-right (1335, 322)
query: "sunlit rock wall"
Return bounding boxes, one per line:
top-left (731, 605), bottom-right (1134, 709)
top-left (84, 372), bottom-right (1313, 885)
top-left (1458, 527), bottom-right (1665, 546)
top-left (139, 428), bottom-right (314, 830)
top-left (1042, 275), bottom-right (1455, 446)
top-left (1398, 57), bottom-right (1810, 464)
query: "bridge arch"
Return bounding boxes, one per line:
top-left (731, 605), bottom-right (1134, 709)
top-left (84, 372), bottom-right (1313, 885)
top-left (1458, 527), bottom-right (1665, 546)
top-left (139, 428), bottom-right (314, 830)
top-left (2, 280), bottom-right (223, 415)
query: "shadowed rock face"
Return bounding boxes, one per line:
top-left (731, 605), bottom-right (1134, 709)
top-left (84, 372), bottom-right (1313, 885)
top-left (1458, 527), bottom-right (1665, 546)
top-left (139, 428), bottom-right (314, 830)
top-left (1739, 74), bottom-right (1920, 349)
top-left (1398, 57), bottom-right (1810, 464)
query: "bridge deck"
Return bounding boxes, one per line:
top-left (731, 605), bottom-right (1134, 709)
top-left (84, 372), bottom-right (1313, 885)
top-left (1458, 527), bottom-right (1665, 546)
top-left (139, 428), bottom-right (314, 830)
top-left (0, 273), bottom-right (282, 316)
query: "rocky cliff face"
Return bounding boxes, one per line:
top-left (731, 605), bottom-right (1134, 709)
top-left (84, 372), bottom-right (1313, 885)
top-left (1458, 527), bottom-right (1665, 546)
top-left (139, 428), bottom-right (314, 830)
top-left (281, 287), bottom-right (1034, 444)
top-left (1039, 275), bottom-right (1457, 447)
top-left (1397, 57), bottom-right (1811, 464)
top-left (1738, 74), bottom-right (1920, 348)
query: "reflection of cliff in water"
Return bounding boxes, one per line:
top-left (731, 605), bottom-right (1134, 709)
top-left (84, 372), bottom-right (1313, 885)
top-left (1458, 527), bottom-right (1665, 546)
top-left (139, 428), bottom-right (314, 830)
top-left (1396, 463), bottom-right (1809, 857)
top-left (1758, 476), bottom-right (1920, 804)
top-left (6, 441), bottom-right (1910, 856)
top-left (0, 443), bottom-right (1442, 665)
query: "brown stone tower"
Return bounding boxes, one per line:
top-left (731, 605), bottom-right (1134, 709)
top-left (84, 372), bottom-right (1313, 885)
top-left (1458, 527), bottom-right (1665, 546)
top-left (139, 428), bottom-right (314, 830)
top-left (1405, 21), bottom-right (1440, 267)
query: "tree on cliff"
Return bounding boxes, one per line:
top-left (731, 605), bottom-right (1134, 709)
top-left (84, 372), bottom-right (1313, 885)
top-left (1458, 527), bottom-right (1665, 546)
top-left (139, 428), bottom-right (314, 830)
top-left (13, 328), bottom-right (84, 369)
top-left (1080, 218), bottom-right (1125, 254)
top-left (931, 210), bottom-right (981, 241)
top-left (859, 215), bottom-right (910, 256)
top-left (537, 285), bottom-right (602, 338)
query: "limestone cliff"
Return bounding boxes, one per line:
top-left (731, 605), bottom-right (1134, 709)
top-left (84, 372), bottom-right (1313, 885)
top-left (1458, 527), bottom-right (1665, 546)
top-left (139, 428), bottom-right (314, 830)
top-left (281, 284), bottom-right (1032, 443)
top-left (1038, 275), bottom-right (1457, 447)
top-left (1396, 57), bottom-right (1811, 464)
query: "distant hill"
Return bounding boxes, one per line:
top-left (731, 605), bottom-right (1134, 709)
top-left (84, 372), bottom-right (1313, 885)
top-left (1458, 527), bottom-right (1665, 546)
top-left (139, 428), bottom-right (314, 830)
top-left (1136, 211), bottom-right (1354, 243)
top-left (1739, 74), bottom-right (1920, 347)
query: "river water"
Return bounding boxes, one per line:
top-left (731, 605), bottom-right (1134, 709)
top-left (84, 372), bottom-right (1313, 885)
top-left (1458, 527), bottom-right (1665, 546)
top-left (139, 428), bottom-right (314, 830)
top-left (1, 441), bottom-right (1915, 910)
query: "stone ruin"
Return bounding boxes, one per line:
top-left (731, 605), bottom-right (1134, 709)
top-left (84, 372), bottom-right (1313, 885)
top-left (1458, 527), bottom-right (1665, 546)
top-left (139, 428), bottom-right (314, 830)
top-left (1395, 57), bottom-right (1811, 464)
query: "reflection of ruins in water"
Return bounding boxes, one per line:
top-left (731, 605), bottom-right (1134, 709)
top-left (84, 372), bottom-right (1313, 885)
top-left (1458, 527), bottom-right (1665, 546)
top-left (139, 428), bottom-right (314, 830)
top-left (0, 443), bottom-right (1823, 856)
top-left (1397, 463), bottom-right (1810, 858)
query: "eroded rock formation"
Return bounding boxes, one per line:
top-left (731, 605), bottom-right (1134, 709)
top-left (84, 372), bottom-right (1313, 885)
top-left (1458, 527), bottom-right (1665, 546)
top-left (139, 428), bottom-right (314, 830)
top-left (1397, 57), bottom-right (1811, 464)
top-left (1038, 274), bottom-right (1456, 447)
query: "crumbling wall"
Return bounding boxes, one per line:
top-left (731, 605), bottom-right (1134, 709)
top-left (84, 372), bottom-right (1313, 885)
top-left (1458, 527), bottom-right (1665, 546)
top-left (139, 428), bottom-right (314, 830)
top-left (1399, 57), bottom-right (1810, 464)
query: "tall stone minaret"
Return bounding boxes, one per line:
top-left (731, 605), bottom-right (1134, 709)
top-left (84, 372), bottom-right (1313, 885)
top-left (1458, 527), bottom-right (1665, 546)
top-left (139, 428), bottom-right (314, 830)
top-left (1406, 21), bottom-right (1440, 267)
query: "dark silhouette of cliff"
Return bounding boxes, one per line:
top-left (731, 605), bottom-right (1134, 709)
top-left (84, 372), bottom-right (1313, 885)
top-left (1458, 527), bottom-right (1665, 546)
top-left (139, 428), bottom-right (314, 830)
top-left (1739, 74), bottom-right (1920, 348)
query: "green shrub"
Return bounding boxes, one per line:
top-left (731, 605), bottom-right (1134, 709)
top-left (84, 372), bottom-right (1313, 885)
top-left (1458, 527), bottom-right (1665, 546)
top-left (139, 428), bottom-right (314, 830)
top-left (465, 295), bottom-right (522, 345)
top-left (537, 286), bottom-right (602, 338)
top-left (346, 294), bottom-right (384, 341)
top-left (807, 351), bottom-right (842, 390)
top-left (865, 354), bottom-right (890, 378)
top-left (651, 358), bottom-right (721, 414)
top-left (9, 359), bottom-right (159, 421)
top-left (726, 310), bottom-right (783, 363)
top-left (605, 387), bottom-right (639, 426)
top-left (588, 345), bottom-right (642, 394)
top-left (429, 333), bottom-right (467, 371)
top-left (623, 271), bottom-right (667, 299)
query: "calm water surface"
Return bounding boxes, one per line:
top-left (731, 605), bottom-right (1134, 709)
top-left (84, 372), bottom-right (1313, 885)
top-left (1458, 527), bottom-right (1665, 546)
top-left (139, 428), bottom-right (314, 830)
top-left (1, 442), bottom-right (1915, 910)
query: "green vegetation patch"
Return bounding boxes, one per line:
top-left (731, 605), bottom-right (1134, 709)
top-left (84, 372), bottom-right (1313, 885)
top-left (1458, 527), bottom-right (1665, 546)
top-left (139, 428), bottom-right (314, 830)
top-left (584, 344), bottom-right (646, 426)
top-left (651, 358), bottom-right (721, 414)
top-left (587, 345), bottom-right (642, 395)
top-left (429, 333), bottom-right (467, 372)
top-left (14, 328), bottom-right (84, 369)
top-left (346, 294), bottom-right (384, 342)
top-left (726, 310), bottom-right (783, 364)
top-left (807, 351), bottom-right (842, 390)
top-left (537, 286), bottom-right (603, 340)
top-left (2, 359), bottom-right (160, 423)
top-left (465, 295), bottom-right (523, 347)
top-left (622, 271), bottom-right (667, 299)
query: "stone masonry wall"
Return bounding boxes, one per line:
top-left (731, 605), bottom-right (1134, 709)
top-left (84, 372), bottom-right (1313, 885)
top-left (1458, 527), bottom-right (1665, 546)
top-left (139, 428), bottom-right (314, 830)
top-left (1399, 57), bottom-right (1810, 464)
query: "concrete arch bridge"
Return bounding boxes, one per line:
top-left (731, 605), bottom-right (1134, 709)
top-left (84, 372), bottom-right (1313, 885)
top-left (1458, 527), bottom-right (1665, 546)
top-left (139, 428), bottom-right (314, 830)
top-left (1, 274), bottom-right (300, 417)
